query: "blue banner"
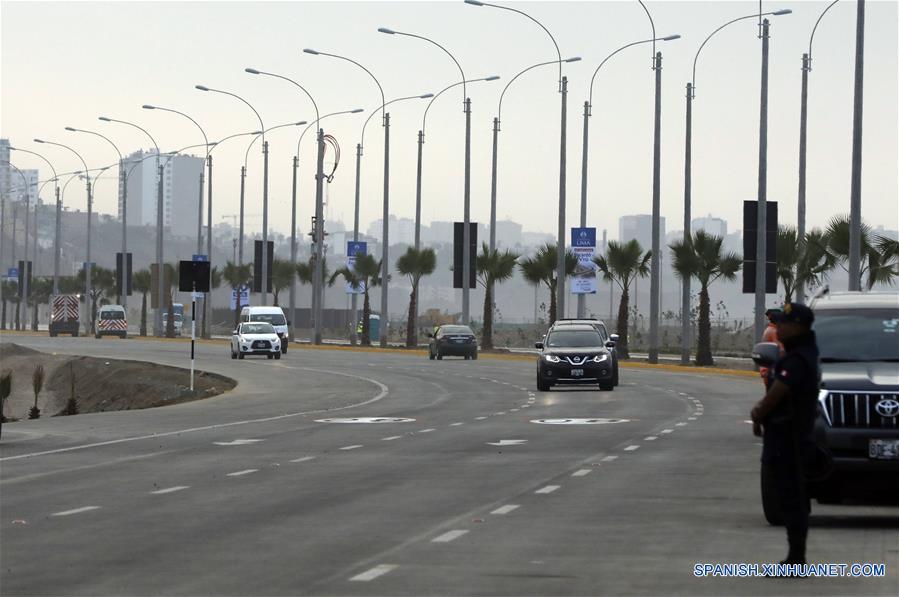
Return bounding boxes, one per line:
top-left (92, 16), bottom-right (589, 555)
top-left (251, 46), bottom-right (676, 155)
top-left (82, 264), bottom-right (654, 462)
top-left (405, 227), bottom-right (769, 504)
top-left (570, 227), bottom-right (597, 295)
top-left (346, 241), bottom-right (367, 294)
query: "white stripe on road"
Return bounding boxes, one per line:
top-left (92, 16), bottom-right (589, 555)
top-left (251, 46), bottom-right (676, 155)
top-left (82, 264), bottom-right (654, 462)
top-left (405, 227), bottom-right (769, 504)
top-left (289, 456), bottom-right (316, 463)
top-left (572, 469), bottom-right (591, 477)
top-left (340, 445), bottom-right (363, 450)
top-left (624, 445), bottom-right (640, 451)
top-left (150, 486), bottom-right (190, 495)
top-left (381, 436), bottom-right (402, 441)
top-left (601, 455), bottom-right (618, 462)
top-left (350, 564), bottom-right (398, 582)
top-left (52, 506), bottom-right (100, 517)
top-left (676, 422), bottom-right (688, 427)
top-left (644, 436), bottom-right (658, 441)
top-left (227, 469), bottom-right (258, 477)
top-left (450, 422), bottom-right (465, 427)
top-left (419, 428), bottom-right (435, 433)
top-left (688, 417), bottom-right (697, 421)
top-left (432, 530), bottom-right (469, 543)
top-left (661, 429), bottom-right (674, 434)
top-left (535, 485), bottom-right (560, 494)
top-left (475, 416), bottom-right (487, 420)
top-left (491, 504), bottom-right (520, 515)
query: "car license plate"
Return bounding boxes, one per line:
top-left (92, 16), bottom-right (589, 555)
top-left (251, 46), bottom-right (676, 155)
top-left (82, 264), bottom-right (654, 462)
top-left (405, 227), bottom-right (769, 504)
top-left (571, 369), bottom-right (584, 377)
top-left (869, 439), bottom-right (899, 460)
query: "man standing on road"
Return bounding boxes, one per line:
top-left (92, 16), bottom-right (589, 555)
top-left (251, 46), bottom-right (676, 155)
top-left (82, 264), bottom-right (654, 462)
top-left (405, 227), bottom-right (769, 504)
top-left (751, 303), bottom-right (820, 566)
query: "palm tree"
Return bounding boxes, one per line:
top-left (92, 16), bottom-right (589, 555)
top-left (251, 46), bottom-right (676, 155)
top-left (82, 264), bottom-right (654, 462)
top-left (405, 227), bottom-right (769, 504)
top-left (271, 259), bottom-right (295, 307)
top-left (476, 243), bottom-right (519, 349)
top-left (222, 262), bottom-right (252, 328)
top-left (132, 269), bottom-right (152, 336)
top-left (519, 244), bottom-right (577, 326)
top-left (29, 277), bottom-right (54, 331)
top-left (822, 215), bottom-right (899, 290)
top-left (396, 247), bottom-right (437, 347)
top-left (331, 254), bottom-right (382, 346)
top-left (669, 230), bottom-right (741, 366)
top-left (775, 226), bottom-right (834, 302)
top-left (77, 267), bottom-right (116, 334)
top-left (593, 240), bottom-right (651, 358)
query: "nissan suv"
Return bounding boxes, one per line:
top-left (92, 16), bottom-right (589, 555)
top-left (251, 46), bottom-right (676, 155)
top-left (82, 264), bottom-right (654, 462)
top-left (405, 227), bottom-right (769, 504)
top-left (536, 324), bottom-right (615, 391)
top-left (549, 318), bottom-right (620, 386)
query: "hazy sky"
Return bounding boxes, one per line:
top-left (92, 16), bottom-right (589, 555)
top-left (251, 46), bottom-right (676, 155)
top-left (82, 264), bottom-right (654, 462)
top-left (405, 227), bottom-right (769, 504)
top-left (2, 0), bottom-right (897, 241)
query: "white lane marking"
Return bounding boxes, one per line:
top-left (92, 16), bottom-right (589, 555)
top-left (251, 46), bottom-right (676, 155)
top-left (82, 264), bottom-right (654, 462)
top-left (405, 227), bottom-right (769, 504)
top-left (494, 412), bottom-right (506, 416)
top-left (601, 455), bottom-right (618, 462)
top-left (290, 456), bottom-right (316, 463)
top-left (52, 506), bottom-right (100, 517)
top-left (150, 486), bottom-right (190, 495)
top-left (661, 429), bottom-right (674, 434)
top-left (486, 440), bottom-right (527, 446)
top-left (679, 392), bottom-right (688, 396)
top-left (450, 422), bottom-right (465, 427)
top-left (227, 469), bottom-right (258, 477)
top-left (432, 530), bottom-right (469, 543)
top-left (624, 445), bottom-right (641, 451)
top-left (491, 504), bottom-right (520, 515)
top-left (510, 408), bottom-right (520, 412)
top-left (644, 436), bottom-right (658, 441)
top-left (418, 428), bottom-right (436, 433)
top-left (475, 416), bottom-right (487, 420)
top-left (2, 367), bottom-right (389, 462)
top-left (676, 422), bottom-right (688, 427)
top-left (535, 485), bottom-right (560, 494)
top-left (213, 439), bottom-right (264, 446)
top-left (350, 564), bottom-right (398, 582)
top-left (743, 420), bottom-right (753, 424)
top-left (340, 445), bottom-right (364, 451)
top-left (381, 436), bottom-right (402, 441)
top-left (521, 405), bottom-right (530, 408)
top-left (688, 417), bottom-right (697, 421)
top-left (572, 469), bottom-right (591, 477)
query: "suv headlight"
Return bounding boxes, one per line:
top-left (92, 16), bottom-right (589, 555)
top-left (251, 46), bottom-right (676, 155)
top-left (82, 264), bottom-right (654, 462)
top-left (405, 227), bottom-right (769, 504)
top-left (543, 355), bottom-right (561, 363)
top-left (591, 354), bottom-right (609, 363)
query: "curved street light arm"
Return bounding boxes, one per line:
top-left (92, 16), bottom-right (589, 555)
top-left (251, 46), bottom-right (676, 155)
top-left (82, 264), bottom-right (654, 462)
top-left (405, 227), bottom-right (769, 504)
top-left (306, 50), bottom-right (386, 125)
top-left (499, 59), bottom-right (562, 120)
top-left (297, 109), bottom-right (361, 158)
top-left (381, 29), bottom-right (467, 101)
top-left (207, 130), bottom-right (261, 155)
top-left (589, 39), bottom-right (656, 106)
top-left (143, 105), bottom-right (209, 156)
top-left (98, 116), bottom-right (159, 155)
top-left (9, 146), bottom-right (58, 184)
top-left (422, 76), bottom-right (496, 134)
top-left (245, 70), bottom-right (320, 131)
top-left (361, 94), bottom-right (428, 146)
top-left (243, 121), bottom-right (307, 168)
top-left (196, 86), bottom-right (264, 143)
top-left (33, 139), bottom-right (89, 182)
top-left (638, 0), bottom-right (657, 59)
top-left (809, 0), bottom-right (841, 67)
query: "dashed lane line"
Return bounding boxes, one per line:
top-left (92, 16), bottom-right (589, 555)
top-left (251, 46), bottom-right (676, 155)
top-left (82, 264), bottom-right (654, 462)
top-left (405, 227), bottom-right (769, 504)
top-left (661, 429), bottom-right (674, 434)
top-left (349, 565), bottom-right (398, 582)
top-left (51, 506), bottom-right (100, 517)
top-left (290, 456), bottom-right (316, 463)
top-left (644, 436), bottom-right (658, 441)
top-left (624, 445), bottom-right (641, 451)
top-left (535, 485), bottom-right (560, 494)
top-left (676, 422), bottom-right (688, 427)
top-left (475, 416), bottom-right (487, 420)
top-left (226, 469), bottom-right (258, 477)
top-left (381, 436), bottom-right (402, 441)
top-left (601, 455), bottom-right (618, 462)
top-left (450, 422), bottom-right (465, 427)
top-left (418, 428), bottom-right (436, 433)
top-left (150, 486), bottom-right (190, 495)
top-left (491, 504), bottom-right (520, 515)
top-left (340, 445), bottom-right (364, 451)
top-left (572, 469), bottom-right (592, 477)
top-left (431, 530), bottom-right (469, 543)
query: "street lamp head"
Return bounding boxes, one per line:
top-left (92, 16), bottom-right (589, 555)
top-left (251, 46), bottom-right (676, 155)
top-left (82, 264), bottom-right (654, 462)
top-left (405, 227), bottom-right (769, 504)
top-left (251, 130), bottom-right (264, 135)
top-left (295, 121), bottom-right (308, 126)
top-left (485, 75), bottom-right (501, 81)
top-left (34, 138), bottom-right (45, 144)
top-left (564, 57), bottom-right (582, 63)
top-left (245, 67), bottom-right (261, 75)
top-left (662, 34), bottom-right (681, 41)
top-left (98, 116), bottom-right (111, 122)
top-left (464, 0), bottom-right (485, 6)
top-left (142, 104), bottom-right (156, 109)
top-left (350, 108), bottom-right (365, 113)
top-left (64, 126), bottom-right (77, 132)
top-left (377, 27), bottom-right (396, 35)
top-left (195, 85), bottom-right (210, 91)
top-left (419, 93), bottom-right (435, 99)
top-left (303, 48), bottom-right (320, 56)
top-left (773, 9), bottom-right (793, 15)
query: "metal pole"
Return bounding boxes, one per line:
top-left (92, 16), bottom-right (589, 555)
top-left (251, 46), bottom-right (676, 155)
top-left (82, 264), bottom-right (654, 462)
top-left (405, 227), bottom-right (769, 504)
top-left (204, 154), bottom-right (212, 338)
top-left (196, 170), bottom-right (204, 254)
top-left (120, 159), bottom-right (128, 312)
top-left (32, 195), bottom-right (38, 330)
top-left (289, 155), bottom-right (298, 340)
top-left (462, 98), bottom-right (472, 326)
top-left (155, 163), bottom-right (164, 336)
top-left (577, 101), bottom-right (589, 318)
top-left (261, 140), bottom-right (269, 306)
top-left (238, 166), bottom-right (246, 265)
top-left (380, 113), bottom-right (390, 347)
top-left (681, 84), bottom-right (693, 363)
top-left (754, 19), bottom-right (770, 341)
top-left (23, 193), bottom-right (29, 328)
top-left (313, 129), bottom-right (326, 344)
top-left (86, 179), bottom-right (93, 335)
top-left (796, 54), bottom-right (810, 303)
top-left (190, 284), bottom-right (196, 391)
top-left (415, 130), bottom-right (423, 249)
top-left (53, 185), bottom-right (60, 295)
top-left (649, 52), bottom-right (663, 363)
top-left (848, 0), bottom-right (865, 291)
top-left (490, 117), bottom-right (499, 252)
top-left (351, 143), bottom-right (362, 345)
top-left (555, 77), bottom-right (568, 322)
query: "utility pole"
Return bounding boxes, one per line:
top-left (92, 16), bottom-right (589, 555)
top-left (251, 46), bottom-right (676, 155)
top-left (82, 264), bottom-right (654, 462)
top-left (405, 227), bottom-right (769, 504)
top-left (754, 19), bottom-right (771, 341)
top-left (848, 0), bottom-right (865, 290)
top-left (649, 51), bottom-right (663, 363)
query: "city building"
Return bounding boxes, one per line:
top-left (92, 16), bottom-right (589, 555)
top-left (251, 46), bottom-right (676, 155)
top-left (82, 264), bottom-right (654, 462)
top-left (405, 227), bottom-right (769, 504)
top-left (692, 214), bottom-right (728, 238)
top-left (366, 215), bottom-right (416, 246)
top-left (121, 149), bottom-right (203, 239)
top-left (0, 138), bottom-right (10, 200)
top-left (494, 219), bottom-right (523, 248)
top-left (619, 214), bottom-right (666, 250)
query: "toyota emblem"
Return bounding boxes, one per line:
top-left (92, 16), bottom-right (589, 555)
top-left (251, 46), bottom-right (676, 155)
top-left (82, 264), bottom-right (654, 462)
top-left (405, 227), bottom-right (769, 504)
top-left (874, 399), bottom-right (899, 418)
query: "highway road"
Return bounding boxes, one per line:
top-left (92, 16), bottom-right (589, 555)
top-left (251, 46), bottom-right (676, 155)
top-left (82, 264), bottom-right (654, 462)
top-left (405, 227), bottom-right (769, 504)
top-left (1, 333), bottom-right (896, 596)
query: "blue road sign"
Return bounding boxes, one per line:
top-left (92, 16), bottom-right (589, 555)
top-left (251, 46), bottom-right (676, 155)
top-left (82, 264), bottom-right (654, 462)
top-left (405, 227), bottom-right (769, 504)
top-left (192, 254), bottom-right (209, 262)
top-left (8, 268), bottom-right (19, 279)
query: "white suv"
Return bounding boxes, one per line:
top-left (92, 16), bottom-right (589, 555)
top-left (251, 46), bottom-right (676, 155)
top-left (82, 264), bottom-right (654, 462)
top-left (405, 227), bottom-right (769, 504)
top-left (231, 322), bottom-right (282, 360)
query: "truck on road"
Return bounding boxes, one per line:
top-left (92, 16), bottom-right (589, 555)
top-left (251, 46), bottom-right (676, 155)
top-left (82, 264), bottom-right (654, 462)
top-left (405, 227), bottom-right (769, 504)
top-left (49, 295), bottom-right (80, 337)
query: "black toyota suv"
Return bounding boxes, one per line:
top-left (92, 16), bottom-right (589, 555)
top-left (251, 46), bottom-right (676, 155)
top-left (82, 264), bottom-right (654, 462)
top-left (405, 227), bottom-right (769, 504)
top-left (549, 318), bottom-right (620, 386)
top-left (754, 291), bottom-right (899, 521)
top-left (536, 324), bottom-right (615, 391)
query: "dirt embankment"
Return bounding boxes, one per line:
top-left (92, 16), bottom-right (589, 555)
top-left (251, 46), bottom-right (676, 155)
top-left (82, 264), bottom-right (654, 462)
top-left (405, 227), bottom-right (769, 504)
top-left (0, 343), bottom-right (236, 420)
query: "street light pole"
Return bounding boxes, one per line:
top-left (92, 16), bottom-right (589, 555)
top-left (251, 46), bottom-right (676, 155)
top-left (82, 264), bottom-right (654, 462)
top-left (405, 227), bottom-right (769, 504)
top-left (848, 0), bottom-right (865, 291)
top-left (9, 148), bottom-right (59, 294)
top-left (648, 51), bottom-right (663, 363)
top-left (754, 19), bottom-right (771, 341)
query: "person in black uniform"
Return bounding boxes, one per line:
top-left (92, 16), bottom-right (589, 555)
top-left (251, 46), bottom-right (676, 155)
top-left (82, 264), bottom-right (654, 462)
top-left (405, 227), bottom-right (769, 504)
top-left (750, 302), bottom-right (820, 566)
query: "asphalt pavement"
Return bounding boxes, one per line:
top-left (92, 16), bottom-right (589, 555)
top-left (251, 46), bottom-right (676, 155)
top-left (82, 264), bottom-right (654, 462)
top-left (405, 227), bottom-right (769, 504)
top-left (1, 333), bottom-right (896, 596)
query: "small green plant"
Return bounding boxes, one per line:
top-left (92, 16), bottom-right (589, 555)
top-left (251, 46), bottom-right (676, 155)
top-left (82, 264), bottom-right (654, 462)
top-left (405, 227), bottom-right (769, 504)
top-left (29, 364), bottom-right (44, 420)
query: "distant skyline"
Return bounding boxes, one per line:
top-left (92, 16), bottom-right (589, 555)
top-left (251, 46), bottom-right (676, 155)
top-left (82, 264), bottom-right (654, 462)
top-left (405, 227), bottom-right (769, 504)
top-left (2, 1), bottom-right (896, 242)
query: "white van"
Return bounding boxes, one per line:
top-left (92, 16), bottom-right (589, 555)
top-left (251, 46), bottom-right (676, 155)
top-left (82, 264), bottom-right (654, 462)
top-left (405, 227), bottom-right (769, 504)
top-left (96, 305), bottom-right (127, 338)
top-left (240, 306), bottom-right (289, 353)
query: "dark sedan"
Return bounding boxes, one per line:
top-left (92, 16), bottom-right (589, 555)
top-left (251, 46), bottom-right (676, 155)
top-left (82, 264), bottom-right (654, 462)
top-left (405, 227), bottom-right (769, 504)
top-left (536, 325), bottom-right (614, 391)
top-left (429, 325), bottom-right (478, 360)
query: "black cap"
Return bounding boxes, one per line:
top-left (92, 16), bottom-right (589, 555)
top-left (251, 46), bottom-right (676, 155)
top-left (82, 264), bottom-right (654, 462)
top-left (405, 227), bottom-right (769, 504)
top-left (773, 302), bottom-right (814, 326)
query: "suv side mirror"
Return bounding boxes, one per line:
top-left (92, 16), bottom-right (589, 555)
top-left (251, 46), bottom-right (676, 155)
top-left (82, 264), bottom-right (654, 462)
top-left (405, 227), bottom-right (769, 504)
top-left (751, 342), bottom-right (780, 367)
top-left (232, 330), bottom-right (238, 335)
top-left (605, 340), bottom-right (616, 348)
top-left (535, 341), bottom-right (544, 350)
top-left (286, 319), bottom-right (291, 327)
top-left (609, 334), bottom-right (619, 343)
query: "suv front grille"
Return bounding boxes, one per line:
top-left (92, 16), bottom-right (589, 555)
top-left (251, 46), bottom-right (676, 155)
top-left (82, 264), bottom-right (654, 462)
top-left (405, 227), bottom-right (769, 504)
top-left (252, 340), bottom-right (271, 349)
top-left (821, 392), bottom-right (899, 428)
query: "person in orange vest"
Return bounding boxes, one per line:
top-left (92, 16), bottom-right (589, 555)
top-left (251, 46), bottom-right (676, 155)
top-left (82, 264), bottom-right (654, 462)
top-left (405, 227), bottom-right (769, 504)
top-left (760, 308), bottom-right (783, 386)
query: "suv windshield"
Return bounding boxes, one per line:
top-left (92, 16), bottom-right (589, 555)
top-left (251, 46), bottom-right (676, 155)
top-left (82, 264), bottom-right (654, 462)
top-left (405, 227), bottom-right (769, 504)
top-left (252, 313), bottom-right (286, 326)
top-left (242, 323), bottom-right (275, 335)
top-left (545, 329), bottom-right (603, 348)
top-left (815, 308), bottom-right (899, 361)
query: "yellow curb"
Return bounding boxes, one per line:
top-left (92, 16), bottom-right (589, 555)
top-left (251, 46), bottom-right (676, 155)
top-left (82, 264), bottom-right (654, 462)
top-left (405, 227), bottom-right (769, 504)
top-left (619, 360), bottom-right (758, 378)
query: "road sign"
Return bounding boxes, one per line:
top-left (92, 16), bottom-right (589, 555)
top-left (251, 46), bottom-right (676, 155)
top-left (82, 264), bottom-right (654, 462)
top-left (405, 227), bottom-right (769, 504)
top-left (192, 254), bottom-right (209, 262)
top-left (7, 268), bottom-right (18, 279)
top-left (230, 285), bottom-right (250, 310)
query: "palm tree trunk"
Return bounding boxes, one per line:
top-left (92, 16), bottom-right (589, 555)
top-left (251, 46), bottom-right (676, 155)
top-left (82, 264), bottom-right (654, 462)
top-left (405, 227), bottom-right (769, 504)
top-left (15, 301), bottom-right (20, 330)
top-left (233, 287), bottom-right (240, 330)
top-left (548, 280), bottom-right (557, 324)
top-left (617, 284), bottom-right (630, 359)
top-left (405, 283), bottom-right (417, 348)
top-left (482, 280), bottom-right (494, 350)
top-left (1, 299), bottom-right (6, 329)
top-left (140, 293), bottom-right (148, 336)
top-left (273, 291), bottom-right (280, 307)
top-left (32, 300), bottom-right (38, 331)
top-left (362, 287), bottom-right (371, 346)
top-left (696, 284), bottom-right (713, 366)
